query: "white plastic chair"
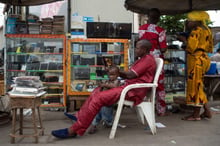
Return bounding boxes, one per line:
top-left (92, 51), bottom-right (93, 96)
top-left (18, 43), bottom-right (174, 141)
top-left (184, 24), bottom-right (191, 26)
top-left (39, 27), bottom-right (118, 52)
top-left (109, 58), bottom-right (164, 139)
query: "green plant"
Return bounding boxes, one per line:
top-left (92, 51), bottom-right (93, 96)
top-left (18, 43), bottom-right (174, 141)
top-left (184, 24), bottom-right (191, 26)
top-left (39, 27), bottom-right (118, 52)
top-left (158, 14), bottom-right (187, 35)
top-left (158, 14), bottom-right (213, 35)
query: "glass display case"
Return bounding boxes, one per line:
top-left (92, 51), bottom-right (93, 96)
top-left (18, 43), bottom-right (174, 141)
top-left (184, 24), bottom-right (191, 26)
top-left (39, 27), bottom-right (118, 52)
top-left (164, 43), bottom-right (186, 103)
top-left (67, 38), bottom-right (129, 97)
top-left (5, 34), bottom-right (67, 108)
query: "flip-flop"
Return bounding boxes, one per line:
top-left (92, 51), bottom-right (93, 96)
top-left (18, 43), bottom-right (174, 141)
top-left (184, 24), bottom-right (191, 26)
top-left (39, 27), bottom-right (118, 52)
top-left (200, 112), bottom-right (212, 119)
top-left (181, 116), bottom-right (201, 121)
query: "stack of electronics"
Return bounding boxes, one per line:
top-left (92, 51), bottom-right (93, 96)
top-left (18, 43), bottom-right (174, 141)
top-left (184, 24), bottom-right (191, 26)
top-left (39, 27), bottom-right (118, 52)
top-left (16, 20), bottom-right (28, 34)
top-left (41, 17), bottom-right (53, 34)
top-left (27, 14), bottom-right (40, 34)
top-left (53, 15), bottom-right (65, 34)
top-left (10, 76), bottom-right (45, 95)
top-left (86, 22), bottom-right (132, 39)
top-left (28, 22), bottom-right (41, 34)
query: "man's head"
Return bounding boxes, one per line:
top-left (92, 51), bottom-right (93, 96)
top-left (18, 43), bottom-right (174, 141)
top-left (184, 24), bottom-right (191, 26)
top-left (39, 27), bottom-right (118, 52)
top-left (135, 39), bottom-right (152, 58)
top-left (148, 8), bottom-right (161, 24)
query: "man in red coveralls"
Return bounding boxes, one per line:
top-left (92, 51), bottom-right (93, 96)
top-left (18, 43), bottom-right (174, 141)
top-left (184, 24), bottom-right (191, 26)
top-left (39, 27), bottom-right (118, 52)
top-left (51, 39), bottom-right (157, 138)
top-left (139, 8), bottom-right (168, 116)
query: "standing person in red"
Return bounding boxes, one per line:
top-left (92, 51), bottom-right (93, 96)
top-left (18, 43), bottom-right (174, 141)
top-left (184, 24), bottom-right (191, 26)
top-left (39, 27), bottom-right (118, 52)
top-left (139, 8), bottom-right (168, 116)
top-left (51, 39), bottom-right (156, 139)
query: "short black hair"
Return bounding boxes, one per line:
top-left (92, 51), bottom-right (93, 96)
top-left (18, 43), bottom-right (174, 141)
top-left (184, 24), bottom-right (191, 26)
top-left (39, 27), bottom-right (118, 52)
top-left (148, 8), bottom-right (161, 24)
top-left (148, 8), bottom-right (161, 17)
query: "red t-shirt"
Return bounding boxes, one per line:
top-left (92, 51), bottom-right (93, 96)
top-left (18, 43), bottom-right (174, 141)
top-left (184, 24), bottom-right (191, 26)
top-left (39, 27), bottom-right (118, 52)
top-left (139, 24), bottom-right (167, 58)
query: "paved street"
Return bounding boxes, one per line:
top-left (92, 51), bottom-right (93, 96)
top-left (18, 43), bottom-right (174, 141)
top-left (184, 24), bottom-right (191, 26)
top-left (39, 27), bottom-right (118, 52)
top-left (1, 102), bottom-right (220, 146)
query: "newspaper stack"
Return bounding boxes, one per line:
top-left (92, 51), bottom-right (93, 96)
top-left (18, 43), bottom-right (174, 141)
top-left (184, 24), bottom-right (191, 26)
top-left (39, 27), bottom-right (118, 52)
top-left (10, 76), bottom-right (46, 94)
top-left (53, 15), bottom-right (65, 34)
top-left (40, 17), bottom-right (53, 34)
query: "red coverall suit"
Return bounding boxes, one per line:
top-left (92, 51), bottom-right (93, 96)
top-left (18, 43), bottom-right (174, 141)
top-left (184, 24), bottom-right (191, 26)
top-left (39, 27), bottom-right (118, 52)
top-left (71, 54), bottom-right (156, 136)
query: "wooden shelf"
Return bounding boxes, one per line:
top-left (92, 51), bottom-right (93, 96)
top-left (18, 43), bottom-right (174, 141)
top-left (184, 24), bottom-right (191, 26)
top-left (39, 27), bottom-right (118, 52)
top-left (40, 103), bottom-right (65, 108)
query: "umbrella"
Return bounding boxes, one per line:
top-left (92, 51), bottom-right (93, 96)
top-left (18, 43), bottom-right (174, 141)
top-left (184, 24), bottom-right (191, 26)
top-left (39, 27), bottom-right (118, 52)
top-left (0, 0), bottom-right (63, 6)
top-left (125, 0), bottom-right (220, 15)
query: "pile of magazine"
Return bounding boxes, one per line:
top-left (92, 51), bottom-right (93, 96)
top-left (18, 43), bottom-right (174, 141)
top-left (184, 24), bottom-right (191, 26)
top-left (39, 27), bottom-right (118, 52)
top-left (10, 76), bottom-right (46, 94)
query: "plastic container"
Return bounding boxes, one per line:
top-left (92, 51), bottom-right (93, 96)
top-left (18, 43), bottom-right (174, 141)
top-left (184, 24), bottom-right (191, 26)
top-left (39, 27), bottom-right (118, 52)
top-left (206, 61), bottom-right (217, 75)
top-left (6, 24), bottom-right (16, 34)
top-left (6, 17), bottom-right (18, 34)
top-left (7, 17), bottom-right (17, 24)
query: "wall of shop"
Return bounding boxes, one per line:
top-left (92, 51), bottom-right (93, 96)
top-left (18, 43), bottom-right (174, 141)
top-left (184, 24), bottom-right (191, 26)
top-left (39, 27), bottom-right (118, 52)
top-left (29, 0), bottom-right (68, 32)
top-left (71, 0), bottom-right (133, 23)
top-left (28, 0), bottom-right (134, 35)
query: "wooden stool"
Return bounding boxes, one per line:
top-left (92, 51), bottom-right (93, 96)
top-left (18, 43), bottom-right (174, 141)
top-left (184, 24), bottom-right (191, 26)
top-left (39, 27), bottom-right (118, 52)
top-left (69, 96), bottom-right (87, 111)
top-left (9, 92), bottom-right (46, 143)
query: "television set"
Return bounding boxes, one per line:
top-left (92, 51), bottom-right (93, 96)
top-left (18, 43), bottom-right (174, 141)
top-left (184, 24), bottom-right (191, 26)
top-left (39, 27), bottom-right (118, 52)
top-left (74, 67), bottom-right (90, 80)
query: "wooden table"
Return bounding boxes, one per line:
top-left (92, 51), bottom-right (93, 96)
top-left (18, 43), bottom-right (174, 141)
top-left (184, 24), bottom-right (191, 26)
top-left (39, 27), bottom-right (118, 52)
top-left (8, 91), bottom-right (46, 143)
top-left (204, 75), bottom-right (220, 101)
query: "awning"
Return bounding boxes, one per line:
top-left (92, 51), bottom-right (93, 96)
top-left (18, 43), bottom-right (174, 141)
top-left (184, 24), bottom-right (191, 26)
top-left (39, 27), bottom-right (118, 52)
top-left (124, 0), bottom-right (220, 15)
top-left (0, 0), bottom-right (63, 6)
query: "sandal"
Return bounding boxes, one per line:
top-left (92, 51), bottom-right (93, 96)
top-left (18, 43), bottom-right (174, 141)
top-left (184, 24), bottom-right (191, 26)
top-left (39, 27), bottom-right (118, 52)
top-left (200, 112), bottom-right (212, 119)
top-left (181, 116), bottom-right (201, 121)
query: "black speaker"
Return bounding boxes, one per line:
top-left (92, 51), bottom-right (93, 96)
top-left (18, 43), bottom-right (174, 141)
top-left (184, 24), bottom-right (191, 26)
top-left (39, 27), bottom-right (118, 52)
top-left (114, 23), bottom-right (132, 39)
top-left (87, 22), bottom-right (132, 39)
top-left (87, 22), bottom-right (108, 38)
top-left (87, 22), bottom-right (114, 38)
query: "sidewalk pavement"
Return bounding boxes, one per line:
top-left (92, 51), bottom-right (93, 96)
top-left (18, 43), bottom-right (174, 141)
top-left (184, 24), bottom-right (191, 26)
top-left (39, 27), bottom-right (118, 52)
top-left (1, 102), bottom-right (220, 146)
